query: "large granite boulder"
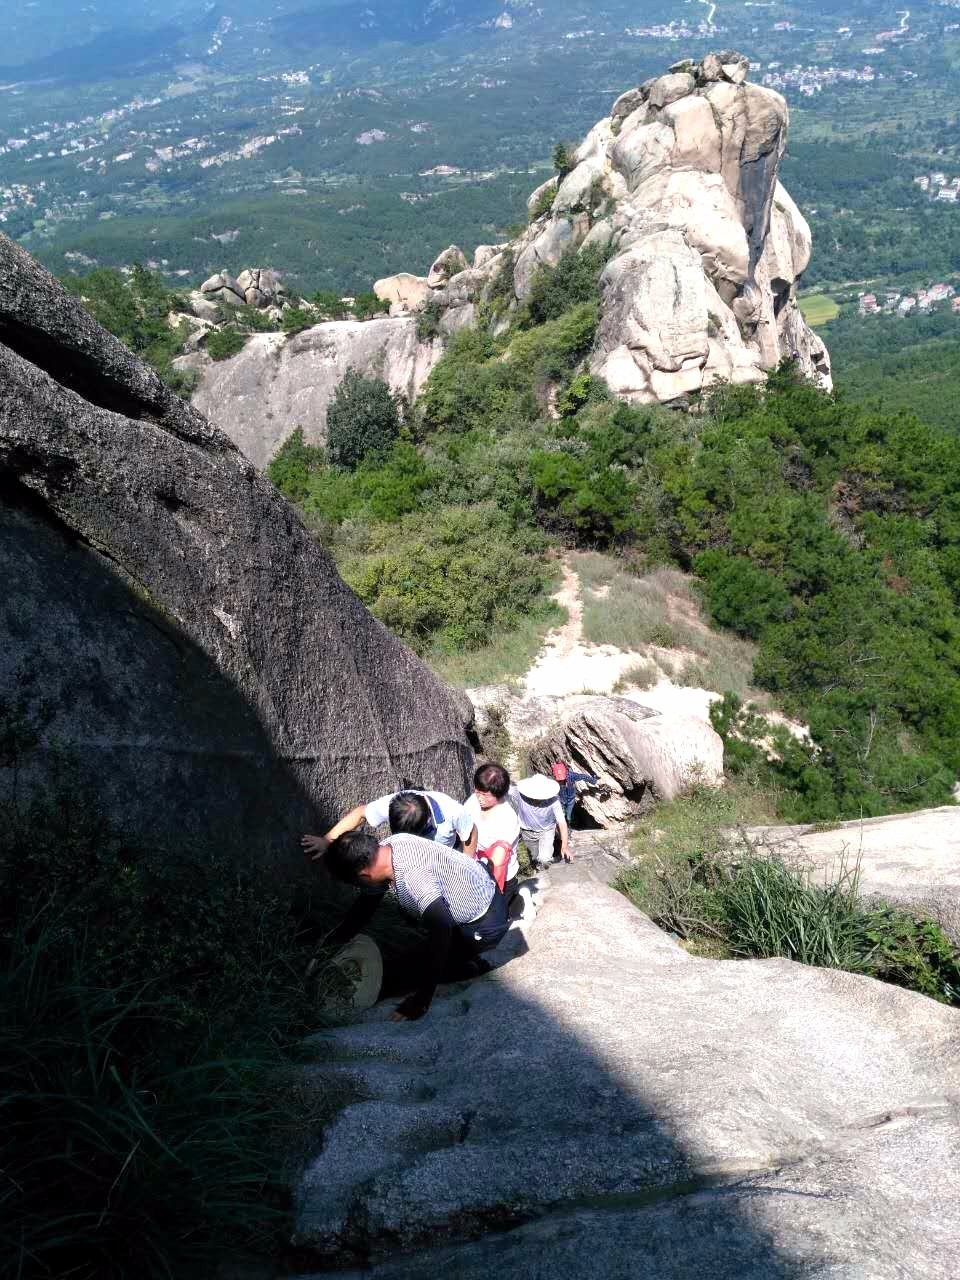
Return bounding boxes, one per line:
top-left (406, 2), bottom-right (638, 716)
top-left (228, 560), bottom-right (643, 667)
top-left (468, 690), bottom-right (723, 826)
top-left (292, 879), bottom-right (960, 1275)
top-left (524, 694), bottom-right (724, 821)
top-left (178, 317), bottom-right (443, 469)
top-left (0, 233), bottom-right (472, 861)
top-left (373, 272), bottom-right (432, 316)
top-left (200, 266), bottom-right (287, 311)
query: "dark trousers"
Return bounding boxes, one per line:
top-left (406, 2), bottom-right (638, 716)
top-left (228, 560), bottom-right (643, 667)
top-left (445, 887), bottom-right (508, 977)
top-left (502, 874), bottom-right (523, 920)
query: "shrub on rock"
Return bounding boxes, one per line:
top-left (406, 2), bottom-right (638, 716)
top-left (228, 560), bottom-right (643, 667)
top-left (327, 369), bottom-right (402, 469)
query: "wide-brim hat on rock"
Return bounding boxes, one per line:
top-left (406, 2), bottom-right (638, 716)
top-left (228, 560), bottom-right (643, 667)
top-left (517, 773), bottom-right (561, 801)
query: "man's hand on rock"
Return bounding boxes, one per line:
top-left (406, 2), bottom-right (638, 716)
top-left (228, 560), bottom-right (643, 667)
top-left (301, 833), bottom-right (330, 860)
top-left (390, 996), bottom-right (429, 1022)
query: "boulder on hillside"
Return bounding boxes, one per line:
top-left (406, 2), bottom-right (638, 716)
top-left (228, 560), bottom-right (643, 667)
top-left (523, 694), bottom-right (724, 822)
top-left (426, 245), bottom-right (468, 289)
top-left (0, 233), bottom-right (472, 862)
top-left (295, 880), bottom-right (960, 1272)
top-left (201, 267), bottom-right (287, 310)
top-left (469, 690), bottom-right (723, 825)
top-left (179, 316), bottom-right (443, 470)
top-left (374, 271), bottom-right (431, 316)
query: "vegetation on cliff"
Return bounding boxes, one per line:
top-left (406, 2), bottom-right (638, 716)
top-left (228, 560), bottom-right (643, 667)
top-left (270, 245), bottom-right (960, 824)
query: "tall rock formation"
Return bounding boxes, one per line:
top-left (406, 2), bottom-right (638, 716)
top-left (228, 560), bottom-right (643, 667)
top-left (0, 234), bottom-right (472, 860)
top-left (383, 49), bottom-right (829, 402)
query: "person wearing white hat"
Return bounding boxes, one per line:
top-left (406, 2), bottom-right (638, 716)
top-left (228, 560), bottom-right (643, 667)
top-left (508, 773), bottom-right (571, 868)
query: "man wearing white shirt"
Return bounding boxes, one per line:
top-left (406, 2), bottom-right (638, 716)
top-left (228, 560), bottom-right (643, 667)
top-left (464, 762), bottom-right (522, 916)
top-left (302, 788), bottom-right (477, 859)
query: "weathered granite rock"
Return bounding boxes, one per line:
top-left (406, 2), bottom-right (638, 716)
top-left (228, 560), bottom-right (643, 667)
top-left (526, 175), bottom-right (558, 217)
top-left (472, 243), bottom-right (507, 269)
top-left (179, 317), bottom-right (442, 469)
top-left (182, 52), bottom-right (830, 474)
top-left (0, 233), bottom-right (472, 861)
top-left (293, 880), bottom-right (960, 1276)
top-left (426, 245), bottom-right (468, 289)
top-left (188, 290), bottom-right (223, 322)
top-left (373, 272), bottom-right (431, 316)
top-left (202, 267), bottom-right (286, 311)
top-left (467, 690), bottom-right (723, 825)
top-left (522, 694), bottom-right (723, 821)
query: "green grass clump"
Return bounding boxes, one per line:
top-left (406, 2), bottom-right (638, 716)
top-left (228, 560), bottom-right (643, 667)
top-left (205, 326), bottom-right (248, 361)
top-left (0, 703), bottom-right (348, 1278)
top-left (616, 784), bottom-right (960, 1004)
top-left (612, 658), bottom-right (659, 692)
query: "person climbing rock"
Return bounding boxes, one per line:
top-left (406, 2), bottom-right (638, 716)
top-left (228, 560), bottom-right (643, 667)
top-left (302, 789), bottom-right (477, 859)
top-left (464, 761), bottom-right (524, 918)
top-left (319, 830), bottom-right (508, 1021)
top-left (508, 774), bottom-right (571, 867)
top-left (551, 760), bottom-right (599, 824)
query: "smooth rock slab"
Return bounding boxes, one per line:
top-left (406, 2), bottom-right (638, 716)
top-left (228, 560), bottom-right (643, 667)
top-left (294, 882), bottom-right (960, 1275)
top-left (744, 806), bottom-right (960, 942)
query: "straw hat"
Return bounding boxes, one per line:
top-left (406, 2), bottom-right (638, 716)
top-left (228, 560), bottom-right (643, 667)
top-left (516, 773), bottom-right (561, 801)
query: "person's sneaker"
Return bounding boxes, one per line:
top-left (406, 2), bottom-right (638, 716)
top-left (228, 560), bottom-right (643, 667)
top-left (517, 885), bottom-right (536, 919)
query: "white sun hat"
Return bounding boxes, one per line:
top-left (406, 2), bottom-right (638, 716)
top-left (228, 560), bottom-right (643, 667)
top-left (516, 773), bottom-right (561, 801)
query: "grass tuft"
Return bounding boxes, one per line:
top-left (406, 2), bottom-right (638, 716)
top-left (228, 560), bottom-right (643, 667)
top-left (615, 782), bottom-right (960, 1004)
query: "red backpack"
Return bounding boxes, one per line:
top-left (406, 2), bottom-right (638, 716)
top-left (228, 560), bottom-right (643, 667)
top-left (475, 840), bottom-right (513, 893)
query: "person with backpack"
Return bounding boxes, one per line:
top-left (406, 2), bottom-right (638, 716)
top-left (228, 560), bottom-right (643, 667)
top-left (551, 760), bottom-right (599, 824)
top-left (463, 761), bottom-right (524, 918)
top-left (302, 788), bottom-right (477, 860)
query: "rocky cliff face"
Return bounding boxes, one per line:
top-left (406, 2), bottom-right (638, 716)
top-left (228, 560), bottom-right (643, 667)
top-left (385, 48), bottom-right (830, 404)
top-left (0, 233), bottom-right (472, 860)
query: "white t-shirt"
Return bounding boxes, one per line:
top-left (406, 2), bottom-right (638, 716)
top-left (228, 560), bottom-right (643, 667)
top-left (364, 790), bottom-right (474, 848)
top-left (464, 794), bottom-right (520, 882)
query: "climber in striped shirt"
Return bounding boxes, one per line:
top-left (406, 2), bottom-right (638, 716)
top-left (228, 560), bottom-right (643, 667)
top-left (320, 830), bottom-right (509, 1021)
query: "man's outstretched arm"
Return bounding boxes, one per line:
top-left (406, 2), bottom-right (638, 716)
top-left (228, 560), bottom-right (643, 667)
top-left (302, 804), bottom-right (367, 859)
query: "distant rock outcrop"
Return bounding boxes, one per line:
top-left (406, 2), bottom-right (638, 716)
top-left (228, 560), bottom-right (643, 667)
top-left (0, 233), bottom-right (472, 860)
top-left (199, 266), bottom-right (288, 311)
top-left (180, 317), bottom-right (442, 470)
top-left (380, 49), bottom-right (830, 404)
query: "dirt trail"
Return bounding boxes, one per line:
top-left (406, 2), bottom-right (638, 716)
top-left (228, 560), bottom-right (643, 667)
top-left (521, 559), bottom-right (720, 724)
top-left (522, 558), bottom-right (638, 698)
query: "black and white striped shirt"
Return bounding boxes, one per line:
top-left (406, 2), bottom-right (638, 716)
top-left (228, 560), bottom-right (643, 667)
top-left (386, 833), bottom-right (495, 924)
